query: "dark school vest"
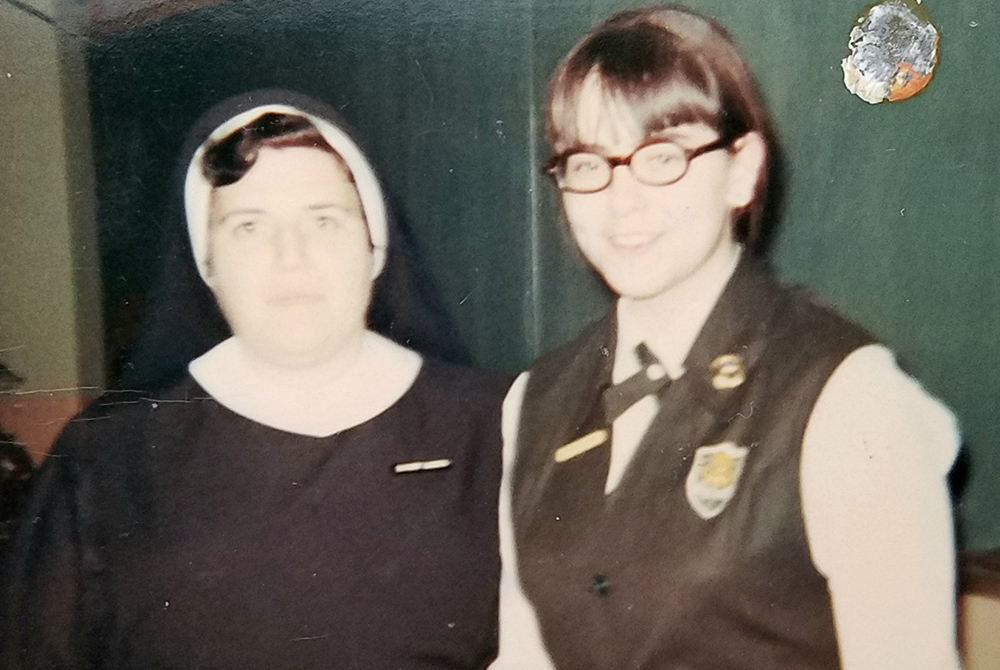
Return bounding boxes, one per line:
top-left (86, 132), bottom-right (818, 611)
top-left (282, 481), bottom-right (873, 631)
top-left (512, 260), bottom-right (874, 670)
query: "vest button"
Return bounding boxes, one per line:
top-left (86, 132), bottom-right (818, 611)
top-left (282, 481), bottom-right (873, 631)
top-left (590, 574), bottom-right (610, 597)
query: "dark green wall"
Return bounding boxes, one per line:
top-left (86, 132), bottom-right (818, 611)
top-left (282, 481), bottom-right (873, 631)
top-left (88, 0), bottom-right (999, 548)
top-left (90, 0), bottom-right (536, 372)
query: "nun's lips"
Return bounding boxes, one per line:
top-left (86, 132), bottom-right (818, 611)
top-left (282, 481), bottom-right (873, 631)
top-left (268, 292), bottom-right (325, 306)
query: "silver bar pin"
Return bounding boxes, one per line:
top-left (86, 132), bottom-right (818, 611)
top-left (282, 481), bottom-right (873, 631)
top-left (393, 458), bottom-right (452, 474)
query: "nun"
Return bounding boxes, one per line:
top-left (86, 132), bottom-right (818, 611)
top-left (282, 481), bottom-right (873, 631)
top-left (2, 91), bottom-right (504, 670)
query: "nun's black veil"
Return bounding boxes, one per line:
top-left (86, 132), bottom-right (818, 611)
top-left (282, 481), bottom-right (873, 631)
top-left (116, 90), bottom-right (468, 392)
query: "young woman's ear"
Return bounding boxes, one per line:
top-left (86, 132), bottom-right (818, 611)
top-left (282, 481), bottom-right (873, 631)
top-left (725, 132), bottom-right (767, 210)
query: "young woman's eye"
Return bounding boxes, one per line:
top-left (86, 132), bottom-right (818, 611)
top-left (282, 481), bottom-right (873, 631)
top-left (640, 147), bottom-right (681, 167)
top-left (567, 154), bottom-right (605, 174)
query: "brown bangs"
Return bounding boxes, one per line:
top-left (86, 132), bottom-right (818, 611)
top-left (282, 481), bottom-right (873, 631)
top-left (548, 18), bottom-right (751, 152)
top-left (549, 63), bottom-right (726, 154)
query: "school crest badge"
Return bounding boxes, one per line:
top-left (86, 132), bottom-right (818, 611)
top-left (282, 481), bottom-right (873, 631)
top-left (685, 441), bottom-right (749, 520)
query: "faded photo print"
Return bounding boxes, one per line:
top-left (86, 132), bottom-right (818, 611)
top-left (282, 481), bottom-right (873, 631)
top-left (1, 1), bottom-right (997, 668)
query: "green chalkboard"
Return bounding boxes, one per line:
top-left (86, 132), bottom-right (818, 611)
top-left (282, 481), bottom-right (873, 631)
top-left (88, 0), bottom-right (999, 548)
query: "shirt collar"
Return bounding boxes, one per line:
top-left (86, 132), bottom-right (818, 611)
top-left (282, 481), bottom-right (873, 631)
top-left (613, 248), bottom-right (742, 384)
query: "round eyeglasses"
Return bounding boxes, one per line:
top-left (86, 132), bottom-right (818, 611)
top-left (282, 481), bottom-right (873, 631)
top-left (544, 136), bottom-right (734, 194)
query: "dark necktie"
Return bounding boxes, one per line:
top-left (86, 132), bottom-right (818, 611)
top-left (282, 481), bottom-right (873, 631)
top-left (601, 343), bottom-right (670, 423)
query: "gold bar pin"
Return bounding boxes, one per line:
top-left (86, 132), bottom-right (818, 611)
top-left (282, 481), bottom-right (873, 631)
top-left (393, 458), bottom-right (453, 474)
top-left (553, 429), bottom-right (609, 463)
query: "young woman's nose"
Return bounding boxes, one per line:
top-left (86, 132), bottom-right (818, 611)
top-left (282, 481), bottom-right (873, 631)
top-left (272, 223), bottom-right (309, 270)
top-left (607, 164), bottom-right (645, 216)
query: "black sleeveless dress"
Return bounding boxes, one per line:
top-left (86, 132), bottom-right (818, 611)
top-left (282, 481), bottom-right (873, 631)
top-left (3, 359), bottom-right (504, 670)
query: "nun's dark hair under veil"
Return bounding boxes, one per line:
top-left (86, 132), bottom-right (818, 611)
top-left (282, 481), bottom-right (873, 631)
top-left (116, 90), bottom-right (468, 392)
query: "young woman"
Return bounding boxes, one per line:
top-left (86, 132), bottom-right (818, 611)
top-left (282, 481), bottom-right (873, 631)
top-left (3, 92), bottom-right (503, 670)
top-left (494, 6), bottom-right (960, 669)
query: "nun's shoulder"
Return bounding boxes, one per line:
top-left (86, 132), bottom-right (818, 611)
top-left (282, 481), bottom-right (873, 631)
top-left (50, 376), bottom-right (206, 463)
top-left (415, 358), bottom-right (513, 411)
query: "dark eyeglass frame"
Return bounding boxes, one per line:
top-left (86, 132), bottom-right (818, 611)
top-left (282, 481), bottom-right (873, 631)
top-left (543, 134), bottom-right (736, 194)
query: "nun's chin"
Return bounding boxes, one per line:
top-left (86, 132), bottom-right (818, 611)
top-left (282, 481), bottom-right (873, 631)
top-left (218, 285), bottom-right (373, 372)
top-left (235, 319), bottom-right (368, 373)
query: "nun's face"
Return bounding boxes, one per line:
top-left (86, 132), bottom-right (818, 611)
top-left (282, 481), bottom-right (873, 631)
top-left (207, 146), bottom-right (374, 369)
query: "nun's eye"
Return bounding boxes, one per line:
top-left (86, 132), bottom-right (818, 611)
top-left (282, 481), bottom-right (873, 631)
top-left (235, 219), bottom-right (258, 233)
top-left (311, 210), bottom-right (366, 232)
top-left (224, 215), bottom-right (271, 238)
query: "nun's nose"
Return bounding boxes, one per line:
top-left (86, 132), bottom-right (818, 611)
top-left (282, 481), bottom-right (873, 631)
top-left (273, 223), bottom-right (309, 270)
